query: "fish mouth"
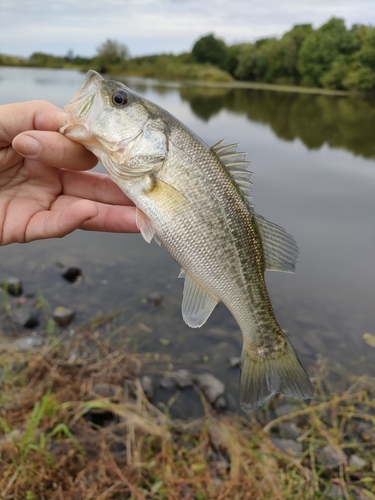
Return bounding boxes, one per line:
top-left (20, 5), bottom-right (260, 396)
top-left (64, 70), bottom-right (103, 120)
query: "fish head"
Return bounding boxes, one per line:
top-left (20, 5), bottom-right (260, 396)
top-left (61, 70), bottom-right (168, 180)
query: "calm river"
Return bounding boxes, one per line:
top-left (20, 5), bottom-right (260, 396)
top-left (1, 67), bottom-right (374, 414)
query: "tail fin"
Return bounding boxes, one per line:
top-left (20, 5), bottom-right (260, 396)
top-left (240, 337), bottom-right (313, 412)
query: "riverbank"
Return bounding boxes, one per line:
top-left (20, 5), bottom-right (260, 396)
top-left (0, 321), bottom-right (374, 499)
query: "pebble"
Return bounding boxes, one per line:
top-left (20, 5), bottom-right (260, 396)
top-left (61, 267), bottom-right (82, 283)
top-left (12, 335), bottom-right (44, 351)
top-left (92, 383), bottom-right (122, 399)
top-left (197, 373), bottom-right (225, 404)
top-left (355, 422), bottom-right (375, 442)
top-left (1, 277), bottom-right (23, 296)
top-left (147, 292), bottom-right (163, 306)
top-left (53, 306), bottom-right (75, 326)
top-left (348, 454), bottom-right (367, 470)
top-left (174, 369), bottom-right (193, 389)
top-left (159, 376), bottom-right (177, 390)
top-left (12, 307), bottom-right (39, 328)
top-left (315, 445), bottom-right (346, 469)
top-left (140, 375), bottom-right (157, 401)
top-left (229, 356), bottom-right (241, 368)
top-left (271, 437), bottom-right (303, 458)
top-left (279, 422), bottom-right (302, 440)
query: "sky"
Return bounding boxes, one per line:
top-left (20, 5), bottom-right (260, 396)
top-left (1, 0), bottom-right (375, 59)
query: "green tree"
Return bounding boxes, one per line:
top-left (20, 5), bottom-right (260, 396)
top-left (192, 34), bottom-right (227, 69)
top-left (95, 39), bottom-right (129, 73)
top-left (298, 17), bottom-right (359, 87)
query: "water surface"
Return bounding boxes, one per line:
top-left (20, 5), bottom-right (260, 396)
top-left (1, 67), bottom-right (374, 413)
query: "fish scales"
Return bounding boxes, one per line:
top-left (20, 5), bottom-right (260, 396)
top-left (61, 70), bottom-right (314, 411)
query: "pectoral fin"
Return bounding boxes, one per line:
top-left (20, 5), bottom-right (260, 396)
top-left (179, 270), bottom-right (218, 328)
top-left (136, 208), bottom-right (160, 245)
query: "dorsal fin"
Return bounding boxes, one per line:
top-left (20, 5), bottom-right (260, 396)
top-left (253, 213), bottom-right (299, 273)
top-left (211, 140), bottom-right (253, 209)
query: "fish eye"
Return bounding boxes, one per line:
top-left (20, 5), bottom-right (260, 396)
top-left (112, 90), bottom-right (129, 106)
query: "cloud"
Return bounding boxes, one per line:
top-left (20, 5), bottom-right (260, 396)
top-left (1, 0), bottom-right (375, 58)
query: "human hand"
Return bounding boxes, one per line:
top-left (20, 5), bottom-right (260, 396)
top-left (0, 100), bottom-right (138, 246)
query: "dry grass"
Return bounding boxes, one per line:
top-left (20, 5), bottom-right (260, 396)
top-left (0, 327), bottom-right (374, 500)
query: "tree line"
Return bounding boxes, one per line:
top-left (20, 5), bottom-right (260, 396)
top-left (1, 18), bottom-right (374, 91)
top-left (193, 18), bottom-right (375, 91)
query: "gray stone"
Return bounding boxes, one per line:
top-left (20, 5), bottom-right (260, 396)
top-left (92, 383), bottom-right (121, 399)
top-left (2, 277), bottom-right (23, 296)
top-left (140, 375), bottom-right (156, 401)
top-left (159, 376), bottom-right (176, 390)
top-left (229, 357), bottom-right (241, 368)
top-left (329, 484), bottom-right (345, 499)
top-left (53, 306), bottom-right (75, 326)
top-left (173, 369), bottom-right (193, 389)
top-left (61, 267), bottom-right (82, 283)
top-left (349, 454), bottom-right (367, 470)
top-left (279, 422), bottom-right (302, 440)
top-left (197, 373), bottom-right (225, 404)
top-left (214, 395), bottom-right (228, 411)
top-left (12, 307), bottom-right (39, 328)
top-left (147, 292), bottom-right (163, 306)
top-left (315, 445), bottom-right (346, 469)
top-left (355, 422), bottom-right (375, 442)
top-left (10, 335), bottom-right (44, 352)
top-left (271, 437), bottom-right (303, 458)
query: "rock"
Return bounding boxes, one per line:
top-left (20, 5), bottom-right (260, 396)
top-left (147, 292), bottom-right (163, 306)
top-left (213, 395), bottom-right (228, 411)
top-left (61, 267), bottom-right (82, 283)
top-left (329, 484), bottom-right (345, 499)
top-left (2, 277), bottom-right (23, 296)
top-left (315, 445), bottom-right (346, 469)
top-left (174, 369), bottom-right (193, 389)
top-left (197, 373), bottom-right (225, 405)
top-left (140, 375), bottom-right (156, 401)
top-left (229, 356), bottom-right (241, 368)
top-left (92, 383), bottom-right (122, 399)
top-left (159, 376), bottom-right (176, 390)
top-left (279, 422), bottom-right (302, 440)
top-left (275, 401), bottom-right (295, 417)
top-left (271, 437), bottom-right (303, 458)
top-left (12, 307), bottom-right (39, 328)
top-left (5, 335), bottom-right (45, 352)
top-left (349, 454), bottom-right (367, 470)
top-left (53, 306), bottom-right (75, 326)
top-left (11, 361), bottom-right (28, 373)
top-left (354, 422), bottom-right (375, 442)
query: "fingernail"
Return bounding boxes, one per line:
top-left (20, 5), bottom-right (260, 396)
top-left (13, 134), bottom-right (40, 157)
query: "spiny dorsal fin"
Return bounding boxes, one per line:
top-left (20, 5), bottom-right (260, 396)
top-left (211, 139), bottom-right (253, 209)
top-left (253, 213), bottom-right (299, 273)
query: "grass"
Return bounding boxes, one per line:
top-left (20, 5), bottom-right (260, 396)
top-left (0, 322), bottom-right (374, 499)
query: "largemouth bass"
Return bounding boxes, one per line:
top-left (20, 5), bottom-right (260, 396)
top-left (61, 70), bottom-right (313, 411)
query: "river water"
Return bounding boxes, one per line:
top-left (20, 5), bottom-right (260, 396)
top-left (1, 67), bottom-right (374, 414)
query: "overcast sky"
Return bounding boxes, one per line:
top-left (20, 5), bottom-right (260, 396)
top-left (1, 0), bottom-right (375, 59)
